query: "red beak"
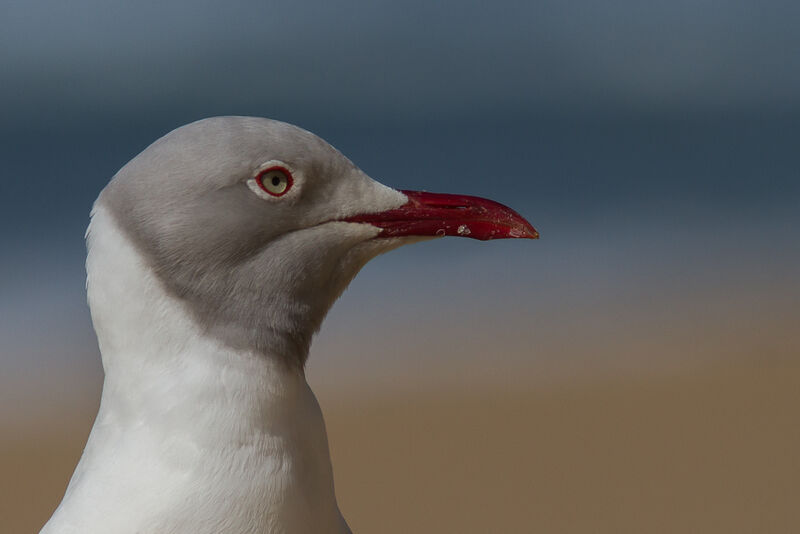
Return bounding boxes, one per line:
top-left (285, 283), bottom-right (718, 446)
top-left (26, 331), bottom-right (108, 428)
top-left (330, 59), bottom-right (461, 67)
top-left (343, 190), bottom-right (538, 241)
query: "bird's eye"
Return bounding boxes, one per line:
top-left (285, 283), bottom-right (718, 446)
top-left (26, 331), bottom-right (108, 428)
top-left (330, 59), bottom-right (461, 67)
top-left (255, 167), bottom-right (292, 197)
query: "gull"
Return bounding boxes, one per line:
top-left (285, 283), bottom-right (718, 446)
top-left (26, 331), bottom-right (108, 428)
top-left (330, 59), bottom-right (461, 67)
top-left (41, 117), bottom-right (537, 534)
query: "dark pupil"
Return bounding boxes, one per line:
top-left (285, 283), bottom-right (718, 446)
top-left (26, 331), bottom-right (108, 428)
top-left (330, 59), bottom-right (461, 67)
top-left (271, 175), bottom-right (282, 187)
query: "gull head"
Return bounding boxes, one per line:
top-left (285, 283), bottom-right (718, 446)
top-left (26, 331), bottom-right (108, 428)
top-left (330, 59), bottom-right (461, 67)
top-left (95, 116), bottom-right (537, 366)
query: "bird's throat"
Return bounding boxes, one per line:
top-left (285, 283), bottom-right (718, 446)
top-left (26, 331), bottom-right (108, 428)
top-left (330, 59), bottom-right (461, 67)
top-left (48, 205), bottom-right (349, 533)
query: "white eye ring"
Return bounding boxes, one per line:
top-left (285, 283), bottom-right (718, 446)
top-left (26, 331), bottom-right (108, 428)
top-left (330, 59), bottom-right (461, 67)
top-left (254, 166), bottom-right (292, 197)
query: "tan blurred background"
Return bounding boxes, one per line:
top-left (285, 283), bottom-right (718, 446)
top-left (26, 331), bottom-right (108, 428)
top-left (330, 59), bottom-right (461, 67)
top-left (4, 258), bottom-right (799, 532)
top-left (4, 358), bottom-right (800, 533)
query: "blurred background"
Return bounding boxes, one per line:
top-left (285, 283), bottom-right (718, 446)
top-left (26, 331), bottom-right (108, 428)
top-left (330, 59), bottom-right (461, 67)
top-left (2, 1), bottom-right (799, 532)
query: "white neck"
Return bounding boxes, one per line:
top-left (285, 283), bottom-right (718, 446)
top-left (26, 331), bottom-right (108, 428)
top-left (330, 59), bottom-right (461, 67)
top-left (41, 205), bottom-right (349, 534)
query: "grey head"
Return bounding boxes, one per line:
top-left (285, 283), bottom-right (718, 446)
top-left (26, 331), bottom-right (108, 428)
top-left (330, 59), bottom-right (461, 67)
top-left (98, 117), bottom-right (409, 367)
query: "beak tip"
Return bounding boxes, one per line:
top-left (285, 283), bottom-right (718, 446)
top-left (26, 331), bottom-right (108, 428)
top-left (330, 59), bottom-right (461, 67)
top-left (492, 223), bottom-right (538, 240)
top-left (515, 221), bottom-right (539, 240)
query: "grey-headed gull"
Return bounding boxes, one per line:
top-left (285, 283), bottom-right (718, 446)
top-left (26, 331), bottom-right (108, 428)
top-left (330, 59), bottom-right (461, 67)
top-left (41, 117), bottom-right (536, 534)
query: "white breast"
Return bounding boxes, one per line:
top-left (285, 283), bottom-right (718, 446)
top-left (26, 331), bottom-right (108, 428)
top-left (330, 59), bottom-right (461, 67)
top-left (41, 203), bottom-right (350, 534)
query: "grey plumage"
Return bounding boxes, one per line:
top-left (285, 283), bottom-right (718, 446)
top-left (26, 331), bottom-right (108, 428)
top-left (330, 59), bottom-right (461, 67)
top-left (99, 116), bottom-right (408, 367)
